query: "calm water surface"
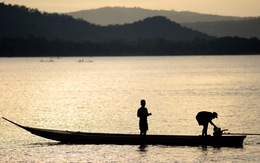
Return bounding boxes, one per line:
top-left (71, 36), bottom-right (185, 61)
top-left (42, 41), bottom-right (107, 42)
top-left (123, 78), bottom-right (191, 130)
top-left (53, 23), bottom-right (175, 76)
top-left (0, 56), bottom-right (260, 162)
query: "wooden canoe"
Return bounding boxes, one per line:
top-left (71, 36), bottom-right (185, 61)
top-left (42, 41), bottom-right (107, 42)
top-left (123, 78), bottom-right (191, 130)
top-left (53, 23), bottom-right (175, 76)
top-left (2, 117), bottom-right (246, 147)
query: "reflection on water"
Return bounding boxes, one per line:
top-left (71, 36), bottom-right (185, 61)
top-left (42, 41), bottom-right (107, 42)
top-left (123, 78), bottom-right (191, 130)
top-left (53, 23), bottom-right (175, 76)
top-left (0, 56), bottom-right (260, 162)
top-left (28, 142), bottom-right (61, 147)
top-left (138, 145), bottom-right (148, 152)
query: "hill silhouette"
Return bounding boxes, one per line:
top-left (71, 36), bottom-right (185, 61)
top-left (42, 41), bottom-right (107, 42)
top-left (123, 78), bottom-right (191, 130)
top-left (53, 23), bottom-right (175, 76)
top-left (0, 3), bottom-right (211, 42)
top-left (0, 3), bottom-right (100, 42)
top-left (102, 16), bottom-right (210, 41)
top-left (68, 7), bottom-right (260, 39)
top-left (1, 3), bottom-right (260, 56)
top-left (68, 7), bottom-right (244, 25)
top-left (183, 18), bottom-right (260, 38)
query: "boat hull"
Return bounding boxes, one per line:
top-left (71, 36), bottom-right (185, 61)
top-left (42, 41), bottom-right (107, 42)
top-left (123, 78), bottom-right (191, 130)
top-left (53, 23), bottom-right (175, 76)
top-left (3, 117), bottom-right (246, 147)
top-left (18, 126), bottom-right (246, 147)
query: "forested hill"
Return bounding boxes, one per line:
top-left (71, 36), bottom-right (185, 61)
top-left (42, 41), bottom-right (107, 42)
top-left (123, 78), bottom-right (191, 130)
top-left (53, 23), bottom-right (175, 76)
top-left (68, 7), bottom-right (260, 39)
top-left (1, 3), bottom-right (260, 56)
top-left (0, 3), bottom-right (100, 42)
top-left (0, 3), bottom-right (211, 42)
top-left (102, 17), bottom-right (210, 41)
top-left (183, 18), bottom-right (260, 39)
top-left (68, 7), bottom-right (243, 26)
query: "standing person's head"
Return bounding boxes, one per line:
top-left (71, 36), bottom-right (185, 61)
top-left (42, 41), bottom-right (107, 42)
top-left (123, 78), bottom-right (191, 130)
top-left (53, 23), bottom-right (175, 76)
top-left (140, 99), bottom-right (146, 107)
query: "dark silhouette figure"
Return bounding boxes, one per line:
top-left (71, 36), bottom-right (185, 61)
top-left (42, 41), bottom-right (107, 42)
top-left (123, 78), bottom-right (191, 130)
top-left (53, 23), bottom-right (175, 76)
top-left (196, 111), bottom-right (218, 136)
top-left (137, 100), bottom-right (152, 136)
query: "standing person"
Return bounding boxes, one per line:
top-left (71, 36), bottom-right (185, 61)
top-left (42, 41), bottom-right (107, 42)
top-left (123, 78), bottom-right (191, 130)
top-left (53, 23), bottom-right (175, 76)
top-left (137, 99), bottom-right (152, 136)
top-left (196, 111), bottom-right (218, 136)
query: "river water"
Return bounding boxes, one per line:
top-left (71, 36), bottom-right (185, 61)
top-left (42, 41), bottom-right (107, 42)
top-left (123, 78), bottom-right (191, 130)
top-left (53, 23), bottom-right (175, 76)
top-left (0, 55), bottom-right (260, 162)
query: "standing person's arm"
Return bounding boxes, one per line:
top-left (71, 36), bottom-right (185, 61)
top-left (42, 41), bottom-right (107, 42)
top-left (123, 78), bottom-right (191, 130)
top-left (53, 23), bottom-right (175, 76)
top-left (147, 109), bottom-right (152, 116)
top-left (145, 108), bottom-right (152, 116)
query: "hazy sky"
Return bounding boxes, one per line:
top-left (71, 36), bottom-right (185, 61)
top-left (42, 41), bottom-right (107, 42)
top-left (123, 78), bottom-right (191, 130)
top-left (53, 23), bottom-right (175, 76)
top-left (3, 0), bottom-right (260, 17)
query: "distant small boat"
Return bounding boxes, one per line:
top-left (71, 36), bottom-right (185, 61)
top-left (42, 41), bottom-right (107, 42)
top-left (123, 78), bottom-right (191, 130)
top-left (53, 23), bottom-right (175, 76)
top-left (40, 59), bottom-right (54, 62)
top-left (2, 117), bottom-right (246, 147)
top-left (77, 59), bottom-right (93, 62)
